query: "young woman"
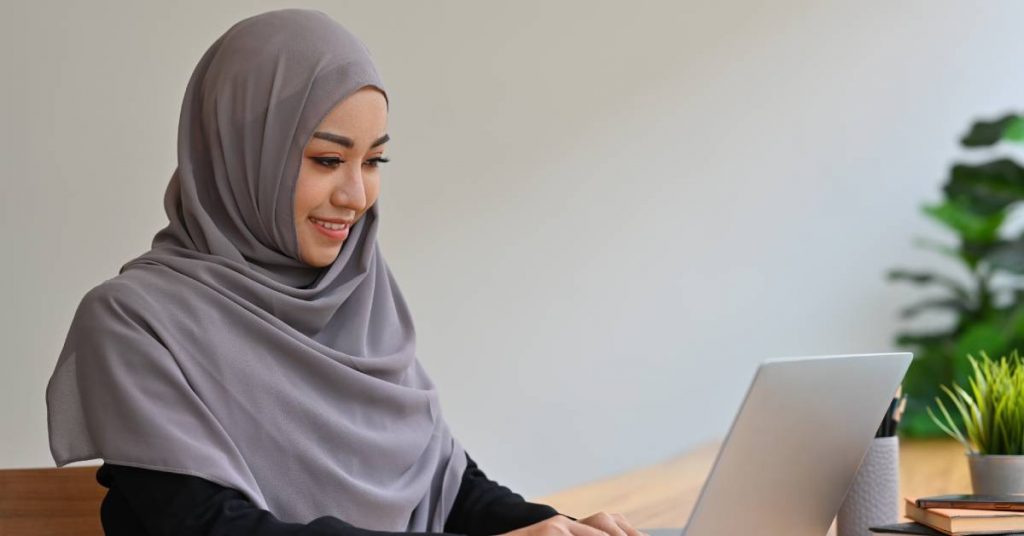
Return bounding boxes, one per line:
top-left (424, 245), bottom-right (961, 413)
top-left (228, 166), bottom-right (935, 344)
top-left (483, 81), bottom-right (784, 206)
top-left (44, 8), bottom-right (646, 536)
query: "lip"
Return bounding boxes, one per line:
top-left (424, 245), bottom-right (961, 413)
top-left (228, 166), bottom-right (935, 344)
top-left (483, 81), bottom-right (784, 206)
top-left (309, 216), bottom-right (350, 241)
top-left (310, 215), bottom-right (354, 225)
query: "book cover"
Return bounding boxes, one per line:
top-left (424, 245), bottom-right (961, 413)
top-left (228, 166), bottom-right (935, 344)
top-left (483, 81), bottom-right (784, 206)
top-left (905, 498), bottom-right (1024, 535)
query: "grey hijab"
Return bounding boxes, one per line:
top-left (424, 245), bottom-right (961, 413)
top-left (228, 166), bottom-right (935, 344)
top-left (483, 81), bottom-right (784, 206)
top-left (45, 8), bottom-right (467, 529)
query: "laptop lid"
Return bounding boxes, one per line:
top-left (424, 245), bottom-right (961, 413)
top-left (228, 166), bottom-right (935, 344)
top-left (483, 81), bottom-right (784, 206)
top-left (681, 352), bottom-right (912, 536)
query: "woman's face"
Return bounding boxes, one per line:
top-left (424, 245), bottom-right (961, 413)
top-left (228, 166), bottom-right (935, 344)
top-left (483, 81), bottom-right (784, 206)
top-left (294, 87), bottom-right (389, 267)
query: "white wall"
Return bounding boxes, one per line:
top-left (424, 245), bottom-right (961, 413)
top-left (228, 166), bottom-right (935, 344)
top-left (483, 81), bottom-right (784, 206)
top-left (4, 0), bottom-right (1024, 499)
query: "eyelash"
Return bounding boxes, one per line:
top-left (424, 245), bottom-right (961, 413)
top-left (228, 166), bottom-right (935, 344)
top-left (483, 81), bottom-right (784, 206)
top-left (312, 156), bottom-right (390, 169)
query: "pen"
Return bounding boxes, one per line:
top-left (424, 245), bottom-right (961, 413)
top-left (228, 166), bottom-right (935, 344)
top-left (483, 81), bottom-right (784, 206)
top-left (876, 386), bottom-right (903, 438)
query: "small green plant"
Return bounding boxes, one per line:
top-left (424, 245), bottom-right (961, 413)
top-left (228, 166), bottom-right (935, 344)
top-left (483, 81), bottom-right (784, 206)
top-left (927, 350), bottom-right (1024, 455)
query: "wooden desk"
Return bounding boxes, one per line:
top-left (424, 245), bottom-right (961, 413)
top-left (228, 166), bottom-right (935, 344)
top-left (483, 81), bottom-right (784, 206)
top-left (0, 439), bottom-right (966, 535)
top-left (537, 438), bottom-right (969, 529)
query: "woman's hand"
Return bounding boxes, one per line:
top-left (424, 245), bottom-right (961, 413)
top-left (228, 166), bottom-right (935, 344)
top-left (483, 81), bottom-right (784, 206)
top-left (576, 512), bottom-right (648, 536)
top-left (499, 512), bottom-right (649, 536)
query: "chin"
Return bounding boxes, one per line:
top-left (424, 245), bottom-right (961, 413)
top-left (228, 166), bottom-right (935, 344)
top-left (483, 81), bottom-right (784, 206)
top-left (303, 247), bottom-right (342, 268)
top-left (305, 253), bottom-right (335, 267)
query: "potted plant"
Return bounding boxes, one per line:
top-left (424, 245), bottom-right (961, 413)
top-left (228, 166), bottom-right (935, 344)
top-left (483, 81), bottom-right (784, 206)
top-left (928, 350), bottom-right (1024, 494)
top-left (887, 112), bottom-right (1024, 437)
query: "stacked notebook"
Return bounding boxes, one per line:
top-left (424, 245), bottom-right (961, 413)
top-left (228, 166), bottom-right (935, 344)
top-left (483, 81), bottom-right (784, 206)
top-left (869, 498), bottom-right (1024, 535)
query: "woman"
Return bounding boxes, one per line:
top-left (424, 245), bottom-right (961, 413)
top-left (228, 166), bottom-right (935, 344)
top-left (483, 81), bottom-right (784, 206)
top-left (44, 8), bottom-right (647, 536)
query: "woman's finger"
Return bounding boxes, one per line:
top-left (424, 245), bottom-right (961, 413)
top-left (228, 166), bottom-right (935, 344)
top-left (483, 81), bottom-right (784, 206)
top-left (565, 517), bottom-right (612, 536)
top-left (577, 512), bottom-right (628, 536)
top-left (610, 512), bottom-right (648, 536)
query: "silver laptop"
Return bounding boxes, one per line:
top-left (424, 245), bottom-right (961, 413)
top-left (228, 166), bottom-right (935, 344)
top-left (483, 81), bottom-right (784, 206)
top-left (646, 352), bottom-right (912, 536)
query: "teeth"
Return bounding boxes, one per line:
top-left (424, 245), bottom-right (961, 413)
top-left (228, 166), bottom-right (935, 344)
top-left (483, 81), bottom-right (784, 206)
top-left (310, 217), bottom-right (347, 231)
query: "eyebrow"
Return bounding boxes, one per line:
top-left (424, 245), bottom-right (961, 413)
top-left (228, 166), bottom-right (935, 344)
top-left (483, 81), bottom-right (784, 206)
top-left (312, 132), bottom-right (390, 149)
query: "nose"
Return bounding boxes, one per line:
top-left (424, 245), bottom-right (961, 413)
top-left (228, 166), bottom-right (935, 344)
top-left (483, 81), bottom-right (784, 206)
top-left (329, 165), bottom-right (367, 210)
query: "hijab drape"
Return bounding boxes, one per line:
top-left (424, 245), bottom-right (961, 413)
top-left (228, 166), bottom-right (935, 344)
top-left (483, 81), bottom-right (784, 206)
top-left (45, 8), bottom-right (467, 528)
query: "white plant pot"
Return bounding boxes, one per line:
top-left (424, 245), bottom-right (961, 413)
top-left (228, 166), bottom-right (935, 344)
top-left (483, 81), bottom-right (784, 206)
top-left (968, 453), bottom-right (1024, 495)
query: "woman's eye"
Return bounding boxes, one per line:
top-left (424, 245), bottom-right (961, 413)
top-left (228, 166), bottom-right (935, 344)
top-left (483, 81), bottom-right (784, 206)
top-left (365, 156), bottom-right (390, 168)
top-left (313, 157), bottom-right (342, 168)
top-left (311, 156), bottom-right (390, 169)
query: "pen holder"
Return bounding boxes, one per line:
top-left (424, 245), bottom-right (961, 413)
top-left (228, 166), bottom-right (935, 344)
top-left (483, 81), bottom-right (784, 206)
top-left (836, 435), bottom-right (900, 536)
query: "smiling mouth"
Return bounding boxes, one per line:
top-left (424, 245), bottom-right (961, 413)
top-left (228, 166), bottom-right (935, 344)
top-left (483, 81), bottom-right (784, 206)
top-left (309, 217), bottom-right (350, 240)
top-left (309, 216), bottom-right (350, 231)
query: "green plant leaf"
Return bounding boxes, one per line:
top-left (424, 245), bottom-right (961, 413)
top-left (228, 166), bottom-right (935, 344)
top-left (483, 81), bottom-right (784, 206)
top-left (985, 238), bottom-right (1024, 274)
top-left (922, 200), bottom-right (1005, 244)
top-left (953, 382), bottom-right (984, 450)
top-left (931, 392), bottom-right (971, 449)
top-left (962, 114), bottom-right (1024, 147)
top-left (895, 332), bottom-right (955, 347)
top-left (887, 269), bottom-right (972, 302)
top-left (926, 404), bottom-right (966, 443)
top-left (1004, 117), bottom-right (1024, 143)
top-left (910, 236), bottom-right (963, 261)
top-left (962, 239), bottom-right (1003, 270)
top-left (944, 159), bottom-right (1024, 216)
top-left (900, 297), bottom-right (969, 319)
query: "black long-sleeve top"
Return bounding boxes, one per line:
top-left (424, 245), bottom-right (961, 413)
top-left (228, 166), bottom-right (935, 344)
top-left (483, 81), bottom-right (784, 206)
top-left (95, 451), bottom-right (573, 536)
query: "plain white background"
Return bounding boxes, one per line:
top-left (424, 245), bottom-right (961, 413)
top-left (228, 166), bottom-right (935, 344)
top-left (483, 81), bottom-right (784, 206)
top-left (4, 0), bottom-right (1024, 499)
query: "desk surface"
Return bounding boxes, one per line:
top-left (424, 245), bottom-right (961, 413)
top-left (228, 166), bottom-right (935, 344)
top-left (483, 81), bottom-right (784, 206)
top-left (536, 438), bottom-right (969, 529)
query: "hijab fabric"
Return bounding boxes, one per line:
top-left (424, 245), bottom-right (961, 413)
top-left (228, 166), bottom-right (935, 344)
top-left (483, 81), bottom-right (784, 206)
top-left (45, 8), bottom-right (468, 529)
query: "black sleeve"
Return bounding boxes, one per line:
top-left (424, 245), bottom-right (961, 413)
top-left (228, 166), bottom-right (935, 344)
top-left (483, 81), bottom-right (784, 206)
top-left (444, 452), bottom-right (570, 536)
top-left (97, 452), bottom-right (573, 536)
top-left (96, 463), bottom-right (464, 536)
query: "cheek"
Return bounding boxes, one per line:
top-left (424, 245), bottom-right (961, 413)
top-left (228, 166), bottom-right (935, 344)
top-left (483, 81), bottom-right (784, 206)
top-left (293, 173), bottom-right (324, 219)
top-left (293, 175), bottom-right (324, 252)
top-left (365, 176), bottom-right (381, 206)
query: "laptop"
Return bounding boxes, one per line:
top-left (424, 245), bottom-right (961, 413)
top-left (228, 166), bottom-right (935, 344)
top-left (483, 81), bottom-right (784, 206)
top-left (645, 352), bottom-right (912, 536)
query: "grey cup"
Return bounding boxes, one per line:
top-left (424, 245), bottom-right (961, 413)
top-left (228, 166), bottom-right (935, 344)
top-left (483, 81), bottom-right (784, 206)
top-left (836, 436), bottom-right (901, 536)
